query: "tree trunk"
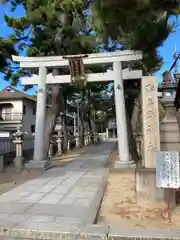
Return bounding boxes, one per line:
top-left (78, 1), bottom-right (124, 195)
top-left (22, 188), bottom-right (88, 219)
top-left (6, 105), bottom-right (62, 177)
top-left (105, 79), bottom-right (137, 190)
top-left (125, 93), bottom-right (140, 162)
top-left (62, 115), bottom-right (68, 153)
top-left (44, 85), bottom-right (64, 159)
top-left (79, 105), bottom-right (85, 147)
top-left (126, 108), bottom-right (139, 162)
top-left (86, 89), bottom-right (94, 143)
top-left (62, 93), bottom-right (68, 153)
top-left (87, 111), bottom-right (94, 144)
top-left (131, 95), bottom-right (141, 133)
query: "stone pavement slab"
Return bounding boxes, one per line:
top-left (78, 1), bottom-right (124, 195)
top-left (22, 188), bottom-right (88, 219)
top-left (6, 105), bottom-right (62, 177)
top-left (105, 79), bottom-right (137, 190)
top-left (0, 141), bottom-right (115, 237)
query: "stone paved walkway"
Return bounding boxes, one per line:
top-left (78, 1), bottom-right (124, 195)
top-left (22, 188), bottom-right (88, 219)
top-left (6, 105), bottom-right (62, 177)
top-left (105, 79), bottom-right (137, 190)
top-left (0, 141), bottom-right (115, 233)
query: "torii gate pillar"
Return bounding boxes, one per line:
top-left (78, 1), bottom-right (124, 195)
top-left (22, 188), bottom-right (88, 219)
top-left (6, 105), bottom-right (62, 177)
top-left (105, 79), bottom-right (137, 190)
top-left (33, 66), bottom-right (47, 162)
top-left (113, 62), bottom-right (131, 166)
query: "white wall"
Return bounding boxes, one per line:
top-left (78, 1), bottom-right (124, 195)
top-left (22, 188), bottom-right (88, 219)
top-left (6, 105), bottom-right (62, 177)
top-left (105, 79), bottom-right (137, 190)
top-left (22, 100), bottom-right (36, 135)
top-left (0, 100), bottom-right (23, 115)
top-left (0, 99), bottom-right (36, 136)
top-left (0, 132), bottom-right (10, 138)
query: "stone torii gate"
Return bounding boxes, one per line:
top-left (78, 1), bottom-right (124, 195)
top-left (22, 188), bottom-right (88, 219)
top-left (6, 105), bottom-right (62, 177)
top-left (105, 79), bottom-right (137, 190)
top-left (12, 51), bottom-right (143, 169)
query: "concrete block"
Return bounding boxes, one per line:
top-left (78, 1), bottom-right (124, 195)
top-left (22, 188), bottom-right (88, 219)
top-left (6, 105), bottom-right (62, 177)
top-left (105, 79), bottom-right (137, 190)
top-left (25, 203), bottom-right (86, 218)
top-left (60, 197), bottom-right (76, 205)
top-left (35, 184), bottom-right (56, 193)
top-left (25, 177), bottom-right (52, 186)
top-left (56, 205), bottom-right (87, 218)
top-left (14, 156), bottom-right (23, 171)
top-left (19, 192), bottom-right (46, 204)
top-left (4, 224), bottom-right (81, 240)
top-left (25, 203), bottom-right (58, 216)
top-left (7, 189), bottom-right (31, 198)
top-left (28, 215), bottom-right (55, 222)
top-left (52, 186), bottom-right (70, 194)
top-left (0, 194), bottom-right (21, 203)
top-left (0, 189), bottom-right (32, 202)
top-left (25, 159), bottom-right (53, 170)
top-left (0, 214), bottom-right (30, 228)
top-left (74, 198), bottom-right (92, 207)
top-left (80, 224), bottom-right (109, 239)
top-left (47, 178), bottom-right (65, 186)
top-left (38, 193), bottom-right (64, 204)
top-left (135, 167), bottom-right (167, 203)
top-left (0, 203), bottom-right (33, 214)
top-left (55, 216), bottom-right (80, 225)
top-left (114, 160), bottom-right (136, 169)
top-left (16, 220), bottom-right (79, 232)
top-left (13, 185), bottom-right (39, 193)
top-left (108, 225), bottom-right (180, 240)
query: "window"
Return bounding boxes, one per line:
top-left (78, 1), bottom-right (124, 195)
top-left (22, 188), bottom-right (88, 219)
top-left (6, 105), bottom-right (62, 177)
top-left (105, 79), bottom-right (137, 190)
top-left (33, 108), bottom-right (36, 115)
top-left (23, 105), bottom-right (26, 114)
top-left (31, 125), bottom-right (35, 133)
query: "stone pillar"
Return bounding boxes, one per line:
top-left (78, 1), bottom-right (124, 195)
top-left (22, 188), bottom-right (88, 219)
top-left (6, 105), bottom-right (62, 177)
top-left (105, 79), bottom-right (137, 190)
top-left (93, 132), bottom-right (98, 144)
top-left (136, 76), bottom-right (165, 203)
top-left (75, 133), bottom-right (80, 148)
top-left (67, 139), bottom-right (71, 152)
top-left (84, 133), bottom-right (88, 146)
top-left (56, 131), bottom-right (63, 155)
top-left (141, 76), bottom-right (160, 168)
top-left (48, 139), bottom-right (54, 158)
top-left (88, 133), bottom-right (91, 144)
top-left (113, 62), bottom-right (132, 168)
top-left (112, 129), bottom-right (116, 138)
top-left (33, 66), bottom-right (47, 162)
top-left (106, 128), bottom-right (109, 139)
top-left (13, 126), bottom-right (24, 171)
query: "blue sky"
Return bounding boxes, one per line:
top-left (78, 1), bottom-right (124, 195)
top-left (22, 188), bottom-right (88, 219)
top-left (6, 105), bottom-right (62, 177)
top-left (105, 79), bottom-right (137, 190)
top-left (0, 3), bottom-right (180, 93)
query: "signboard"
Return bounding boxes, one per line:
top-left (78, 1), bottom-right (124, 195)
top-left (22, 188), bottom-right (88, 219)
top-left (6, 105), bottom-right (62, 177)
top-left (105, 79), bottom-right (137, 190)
top-left (156, 151), bottom-right (180, 188)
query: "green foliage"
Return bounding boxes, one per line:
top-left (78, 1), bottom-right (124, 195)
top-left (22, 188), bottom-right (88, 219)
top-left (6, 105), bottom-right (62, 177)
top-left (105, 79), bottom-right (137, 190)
top-left (1, 0), bottom-right (99, 90)
top-left (0, 37), bottom-right (17, 83)
top-left (92, 0), bottom-right (180, 73)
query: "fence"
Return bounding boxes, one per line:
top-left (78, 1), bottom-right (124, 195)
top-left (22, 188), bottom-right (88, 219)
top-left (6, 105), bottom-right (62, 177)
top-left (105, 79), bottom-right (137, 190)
top-left (1, 113), bottom-right (23, 121)
top-left (0, 137), bottom-right (34, 155)
top-left (98, 132), bottom-right (108, 140)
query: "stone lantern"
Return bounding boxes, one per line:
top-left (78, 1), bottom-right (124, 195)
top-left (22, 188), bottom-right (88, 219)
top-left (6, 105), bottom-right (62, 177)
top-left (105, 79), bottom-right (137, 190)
top-left (158, 81), bottom-right (180, 151)
top-left (75, 132), bottom-right (80, 148)
top-left (48, 135), bottom-right (56, 158)
top-left (56, 131), bottom-right (63, 155)
top-left (13, 126), bottom-right (26, 170)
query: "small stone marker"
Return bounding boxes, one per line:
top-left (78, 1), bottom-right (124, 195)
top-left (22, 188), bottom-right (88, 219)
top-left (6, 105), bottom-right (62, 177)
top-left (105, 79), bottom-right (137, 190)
top-left (156, 151), bottom-right (180, 188)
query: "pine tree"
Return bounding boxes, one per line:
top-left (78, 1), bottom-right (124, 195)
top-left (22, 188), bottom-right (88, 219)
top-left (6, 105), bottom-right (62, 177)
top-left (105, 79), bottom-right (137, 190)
top-left (92, 0), bottom-right (180, 73)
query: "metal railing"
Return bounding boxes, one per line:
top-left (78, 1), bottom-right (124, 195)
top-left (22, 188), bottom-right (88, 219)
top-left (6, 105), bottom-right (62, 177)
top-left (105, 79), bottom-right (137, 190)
top-left (0, 137), bottom-right (34, 155)
top-left (0, 113), bottom-right (23, 121)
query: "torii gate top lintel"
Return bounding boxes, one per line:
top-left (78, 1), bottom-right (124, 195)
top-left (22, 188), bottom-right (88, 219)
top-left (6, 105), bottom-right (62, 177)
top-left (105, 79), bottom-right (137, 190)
top-left (12, 50), bottom-right (142, 68)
